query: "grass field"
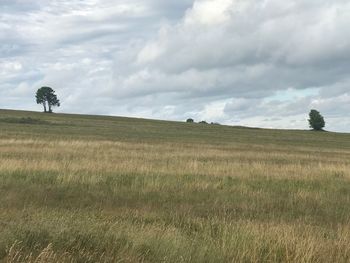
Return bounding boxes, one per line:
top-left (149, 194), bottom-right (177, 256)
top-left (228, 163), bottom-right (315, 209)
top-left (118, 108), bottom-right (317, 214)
top-left (1, 109), bottom-right (350, 262)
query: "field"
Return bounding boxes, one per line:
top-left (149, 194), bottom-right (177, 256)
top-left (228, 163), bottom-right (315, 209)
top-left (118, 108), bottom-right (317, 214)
top-left (1, 109), bottom-right (350, 262)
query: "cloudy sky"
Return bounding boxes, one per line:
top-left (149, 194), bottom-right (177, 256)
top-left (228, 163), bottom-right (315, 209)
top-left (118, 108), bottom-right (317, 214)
top-left (1, 0), bottom-right (350, 131)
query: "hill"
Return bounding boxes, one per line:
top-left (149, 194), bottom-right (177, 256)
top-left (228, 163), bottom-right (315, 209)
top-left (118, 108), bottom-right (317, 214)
top-left (1, 109), bottom-right (350, 262)
top-left (0, 109), bottom-right (349, 148)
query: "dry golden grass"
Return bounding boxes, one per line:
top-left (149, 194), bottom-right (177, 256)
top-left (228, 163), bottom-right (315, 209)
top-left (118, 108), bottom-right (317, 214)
top-left (1, 110), bottom-right (350, 262)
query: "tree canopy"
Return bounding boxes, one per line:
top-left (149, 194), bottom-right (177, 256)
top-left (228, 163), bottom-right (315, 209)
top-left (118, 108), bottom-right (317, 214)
top-left (308, 109), bottom-right (325, 131)
top-left (36, 87), bottom-right (60, 113)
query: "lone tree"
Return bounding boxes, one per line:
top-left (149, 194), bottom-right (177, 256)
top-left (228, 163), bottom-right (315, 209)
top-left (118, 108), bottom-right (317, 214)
top-left (308, 109), bottom-right (325, 131)
top-left (186, 118), bottom-right (194, 123)
top-left (36, 87), bottom-right (60, 113)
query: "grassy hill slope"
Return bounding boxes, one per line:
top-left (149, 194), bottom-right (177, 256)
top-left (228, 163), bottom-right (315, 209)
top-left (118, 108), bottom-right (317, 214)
top-left (1, 109), bottom-right (350, 262)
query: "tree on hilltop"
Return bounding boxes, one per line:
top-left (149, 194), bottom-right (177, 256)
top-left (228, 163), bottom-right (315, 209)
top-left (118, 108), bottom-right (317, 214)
top-left (308, 109), bottom-right (325, 131)
top-left (36, 87), bottom-right (60, 113)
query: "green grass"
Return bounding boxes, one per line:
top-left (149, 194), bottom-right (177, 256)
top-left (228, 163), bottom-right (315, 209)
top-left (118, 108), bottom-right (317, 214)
top-left (1, 109), bottom-right (350, 262)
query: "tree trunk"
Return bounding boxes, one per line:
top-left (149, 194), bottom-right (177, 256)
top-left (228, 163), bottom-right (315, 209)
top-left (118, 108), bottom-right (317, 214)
top-left (48, 103), bottom-right (52, 113)
top-left (43, 102), bottom-right (47, 113)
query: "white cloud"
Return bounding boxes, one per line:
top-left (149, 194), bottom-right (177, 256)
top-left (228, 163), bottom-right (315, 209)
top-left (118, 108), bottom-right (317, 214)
top-left (184, 0), bottom-right (232, 26)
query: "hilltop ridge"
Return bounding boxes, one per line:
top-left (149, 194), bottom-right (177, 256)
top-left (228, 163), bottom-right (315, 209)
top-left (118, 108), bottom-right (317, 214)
top-left (0, 108), bottom-right (349, 149)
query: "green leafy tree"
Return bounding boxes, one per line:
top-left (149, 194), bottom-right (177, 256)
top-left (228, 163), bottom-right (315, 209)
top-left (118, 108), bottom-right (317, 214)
top-left (36, 87), bottom-right (60, 113)
top-left (186, 118), bottom-right (194, 123)
top-left (308, 109), bottom-right (325, 131)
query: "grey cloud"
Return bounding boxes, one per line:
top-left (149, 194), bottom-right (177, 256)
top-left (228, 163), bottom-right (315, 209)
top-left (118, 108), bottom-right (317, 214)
top-left (318, 79), bottom-right (350, 98)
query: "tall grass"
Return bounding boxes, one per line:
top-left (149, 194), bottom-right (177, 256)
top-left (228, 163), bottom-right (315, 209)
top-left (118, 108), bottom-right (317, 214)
top-left (1, 109), bottom-right (350, 262)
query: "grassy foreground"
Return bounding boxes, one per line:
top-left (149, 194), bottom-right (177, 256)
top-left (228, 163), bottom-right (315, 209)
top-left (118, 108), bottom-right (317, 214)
top-left (1, 109), bottom-right (350, 262)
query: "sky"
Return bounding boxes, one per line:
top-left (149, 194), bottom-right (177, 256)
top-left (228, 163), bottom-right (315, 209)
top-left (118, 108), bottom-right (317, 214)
top-left (1, 0), bottom-right (350, 132)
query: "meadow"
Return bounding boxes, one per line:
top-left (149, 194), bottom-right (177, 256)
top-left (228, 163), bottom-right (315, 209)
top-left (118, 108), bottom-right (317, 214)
top-left (1, 109), bottom-right (350, 262)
